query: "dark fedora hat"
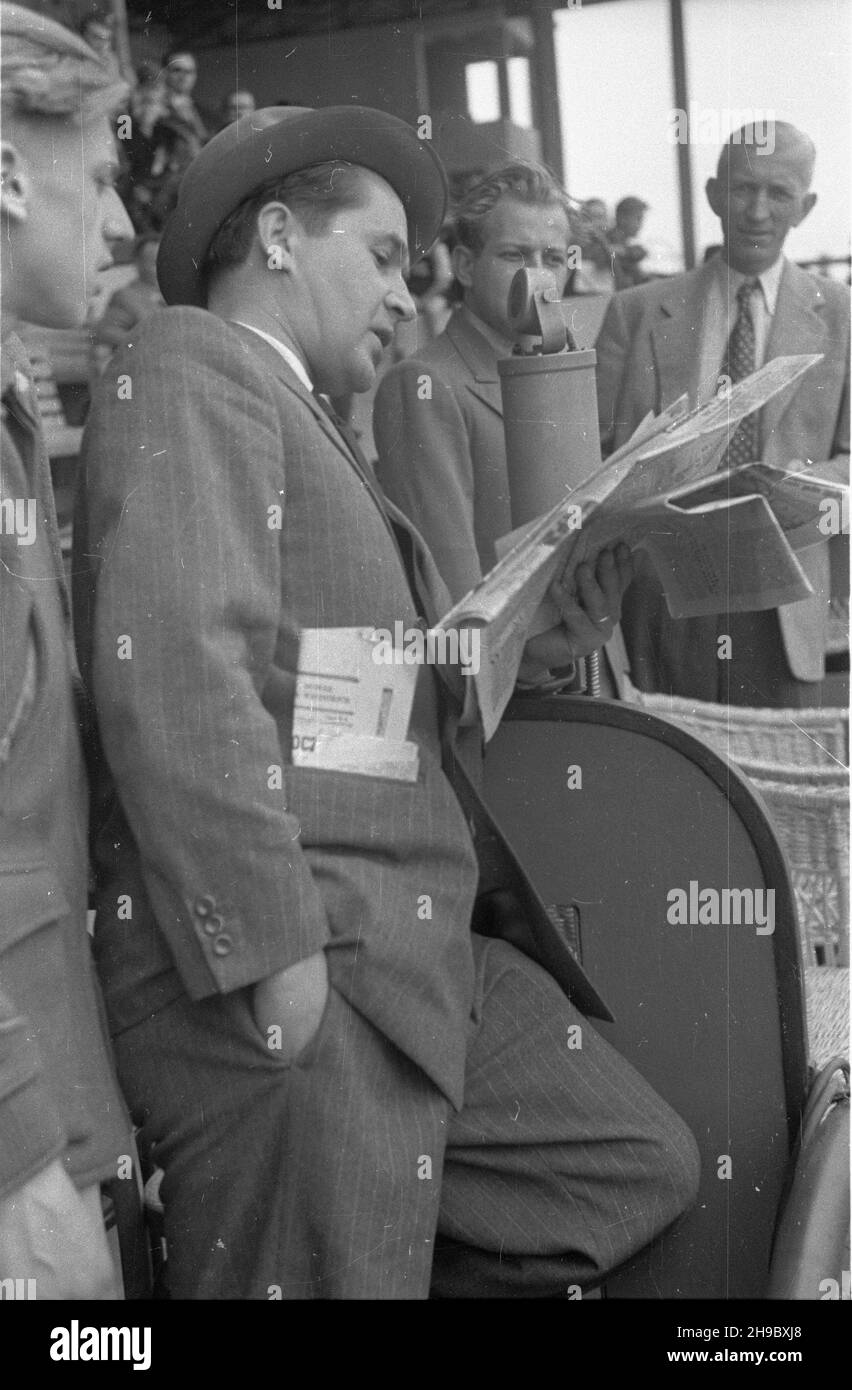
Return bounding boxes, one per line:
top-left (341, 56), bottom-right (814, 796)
top-left (157, 104), bottom-right (448, 306)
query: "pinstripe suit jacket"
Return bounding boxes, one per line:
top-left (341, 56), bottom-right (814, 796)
top-left (74, 309), bottom-right (602, 1111)
top-left (595, 260), bottom-right (850, 682)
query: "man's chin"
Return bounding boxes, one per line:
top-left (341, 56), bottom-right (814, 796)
top-left (728, 236), bottom-right (779, 274)
top-left (343, 362), bottom-right (378, 399)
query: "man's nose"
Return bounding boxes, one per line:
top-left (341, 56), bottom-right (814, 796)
top-left (387, 276), bottom-right (417, 323)
top-left (746, 187), bottom-right (772, 219)
top-left (103, 189), bottom-right (134, 245)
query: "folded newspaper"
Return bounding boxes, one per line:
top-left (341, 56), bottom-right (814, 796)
top-left (435, 352), bottom-right (847, 740)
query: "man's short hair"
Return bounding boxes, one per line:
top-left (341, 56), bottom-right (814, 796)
top-left (453, 161), bottom-right (571, 254)
top-left (164, 51), bottom-right (196, 69)
top-left (615, 196), bottom-right (648, 219)
top-left (1, 4), bottom-right (127, 123)
top-left (716, 122), bottom-right (816, 186)
top-left (203, 161), bottom-right (370, 289)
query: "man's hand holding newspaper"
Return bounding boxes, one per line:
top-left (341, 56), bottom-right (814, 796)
top-left (439, 353), bottom-right (848, 739)
top-left (520, 544), bottom-right (635, 680)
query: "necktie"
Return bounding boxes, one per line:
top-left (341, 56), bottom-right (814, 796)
top-left (721, 279), bottom-right (760, 467)
top-left (313, 392), bottom-right (433, 626)
top-left (312, 391), bottom-right (467, 711)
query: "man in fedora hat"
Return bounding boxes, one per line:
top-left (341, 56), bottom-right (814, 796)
top-left (0, 2), bottom-right (133, 1298)
top-left (75, 106), bottom-right (698, 1299)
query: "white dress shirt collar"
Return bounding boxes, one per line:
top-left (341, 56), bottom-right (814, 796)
top-left (715, 252), bottom-right (785, 317)
top-left (230, 320), bottom-right (314, 393)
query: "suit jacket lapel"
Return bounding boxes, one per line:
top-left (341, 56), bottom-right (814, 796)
top-left (227, 324), bottom-right (465, 707)
top-left (446, 310), bottom-right (505, 418)
top-left (762, 261), bottom-right (828, 447)
top-left (650, 264), bottom-right (715, 407)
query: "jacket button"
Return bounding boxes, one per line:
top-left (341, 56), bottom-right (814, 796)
top-left (195, 895), bottom-right (216, 918)
top-left (201, 915), bottom-right (223, 937)
top-left (212, 935), bottom-right (233, 956)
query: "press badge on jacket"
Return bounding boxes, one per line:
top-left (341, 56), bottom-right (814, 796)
top-left (292, 627), bottom-right (419, 782)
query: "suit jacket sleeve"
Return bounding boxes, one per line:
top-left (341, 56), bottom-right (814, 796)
top-left (593, 291), bottom-right (634, 458)
top-left (77, 309), bottom-right (331, 1000)
top-left (0, 987), bottom-right (66, 1200)
top-left (374, 357), bottom-right (484, 604)
top-left (814, 301), bottom-right (849, 485)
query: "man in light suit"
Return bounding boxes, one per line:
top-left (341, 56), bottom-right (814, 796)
top-left (75, 108), bottom-right (698, 1299)
top-left (595, 122), bottom-right (850, 707)
top-left (0, 4), bottom-right (133, 1299)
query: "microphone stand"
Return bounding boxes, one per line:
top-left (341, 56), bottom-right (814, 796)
top-left (499, 269), bottom-right (604, 697)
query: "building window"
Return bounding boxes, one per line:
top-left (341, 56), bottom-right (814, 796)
top-left (465, 60), bottom-right (501, 123)
top-left (507, 56), bottom-right (532, 129)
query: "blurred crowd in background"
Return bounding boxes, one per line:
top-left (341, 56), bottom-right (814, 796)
top-left (77, 9), bottom-right (669, 359)
top-left (53, 12), bottom-right (852, 408)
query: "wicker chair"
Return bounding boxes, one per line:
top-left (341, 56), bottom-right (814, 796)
top-left (627, 687), bottom-right (848, 769)
top-left (734, 757), bottom-right (849, 969)
top-left (619, 688), bottom-right (850, 968)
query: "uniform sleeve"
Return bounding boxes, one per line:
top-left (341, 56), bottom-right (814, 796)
top-left (76, 309), bottom-right (331, 1000)
top-left (374, 357), bottom-right (484, 604)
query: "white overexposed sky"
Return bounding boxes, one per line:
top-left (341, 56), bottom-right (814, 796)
top-left (555, 0), bottom-right (850, 270)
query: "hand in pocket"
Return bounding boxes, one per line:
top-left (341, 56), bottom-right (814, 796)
top-left (252, 950), bottom-right (329, 1064)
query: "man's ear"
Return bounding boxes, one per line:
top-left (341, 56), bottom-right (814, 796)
top-left (792, 190), bottom-right (817, 227)
top-left (452, 242), bottom-right (476, 290)
top-left (257, 201), bottom-right (299, 274)
top-left (1, 143), bottom-right (30, 224)
top-left (705, 177), bottom-right (723, 221)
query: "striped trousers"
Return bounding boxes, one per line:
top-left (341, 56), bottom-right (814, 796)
top-left (116, 936), bottom-right (699, 1298)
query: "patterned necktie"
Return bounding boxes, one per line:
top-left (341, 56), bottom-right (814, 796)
top-left (721, 279), bottom-right (760, 467)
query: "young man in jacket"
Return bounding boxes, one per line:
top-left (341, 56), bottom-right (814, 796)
top-left (0, 2), bottom-right (134, 1299)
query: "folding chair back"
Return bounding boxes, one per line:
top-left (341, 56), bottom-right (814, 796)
top-left (483, 695), bottom-right (808, 1299)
